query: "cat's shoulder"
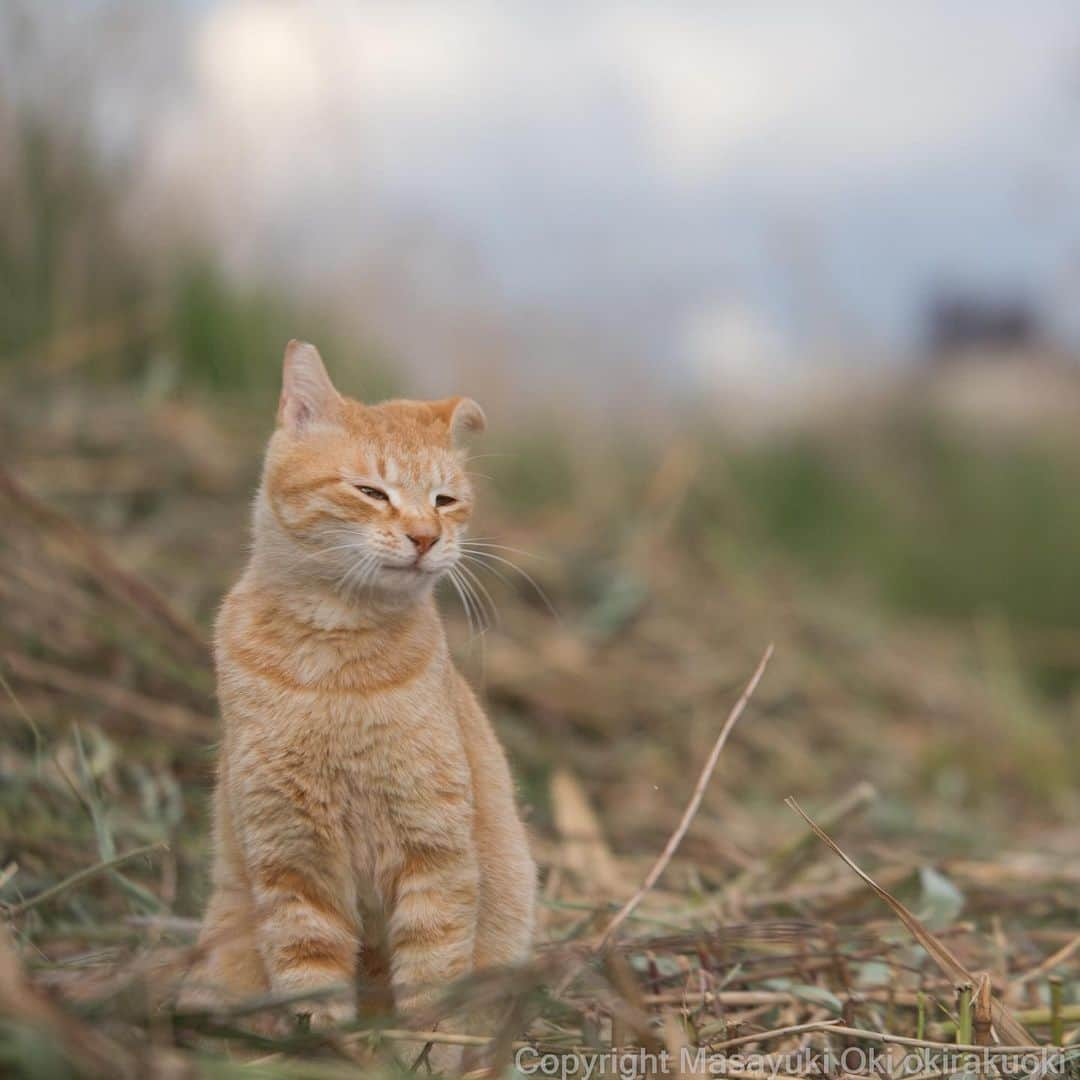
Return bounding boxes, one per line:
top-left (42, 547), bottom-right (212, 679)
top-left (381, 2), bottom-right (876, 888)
top-left (213, 573), bottom-right (262, 648)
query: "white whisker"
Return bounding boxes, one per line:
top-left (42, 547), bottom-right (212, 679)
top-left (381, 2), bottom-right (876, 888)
top-left (447, 566), bottom-right (482, 638)
top-left (461, 540), bottom-right (550, 562)
top-left (457, 565), bottom-right (492, 636)
top-left (457, 568), bottom-right (490, 636)
top-left (446, 566), bottom-right (473, 635)
top-left (455, 560), bottom-right (499, 628)
top-left (458, 549), bottom-right (559, 620)
top-left (295, 538), bottom-right (367, 566)
top-left (339, 552), bottom-right (379, 599)
top-left (459, 553), bottom-right (513, 590)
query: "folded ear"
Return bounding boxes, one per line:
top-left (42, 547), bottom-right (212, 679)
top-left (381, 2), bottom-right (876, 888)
top-left (278, 340), bottom-right (343, 433)
top-left (431, 396), bottom-right (486, 443)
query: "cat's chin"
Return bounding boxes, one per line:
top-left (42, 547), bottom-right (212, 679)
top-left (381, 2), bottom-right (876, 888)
top-left (368, 563), bottom-right (443, 597)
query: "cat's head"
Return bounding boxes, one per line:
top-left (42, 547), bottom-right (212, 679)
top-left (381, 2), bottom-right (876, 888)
top-left (257, 340), bottom-right (484, 602)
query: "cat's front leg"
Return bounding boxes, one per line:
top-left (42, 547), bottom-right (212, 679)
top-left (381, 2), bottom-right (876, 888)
top-left (237, 788), bottom-right (360, 1030)
top-left (389, 843), bottom-right (479, 1071)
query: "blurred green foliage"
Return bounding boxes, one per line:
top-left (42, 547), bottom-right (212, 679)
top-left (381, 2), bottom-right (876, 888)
top-left (652, 413), bottom-right (1080, 718)
top-left (710, 423), bottom-right (1080, 633)
top-left (0, 113), bottom-right (147, 363)
top-left (0, 111), bottom-right (391, 402)
top-left (168, 259), bottom-right (395, 403)
top-left (170, 260), bottom-right (295, 393)
top-left (486, 428), bottom-right (579, 517)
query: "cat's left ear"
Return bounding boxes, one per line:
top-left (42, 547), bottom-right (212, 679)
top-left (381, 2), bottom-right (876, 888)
top-left (278, 340), bottom-right (343, 433)
top-left (432, 396), bottom-right (486, 443)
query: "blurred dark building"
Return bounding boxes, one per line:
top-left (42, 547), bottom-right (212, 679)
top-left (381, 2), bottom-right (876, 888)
top-left (925, 291), bottom-right (1044, 362)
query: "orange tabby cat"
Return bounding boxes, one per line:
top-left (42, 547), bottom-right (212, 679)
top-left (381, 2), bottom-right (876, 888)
top-left (184, 341), bottom-right (536, 1056)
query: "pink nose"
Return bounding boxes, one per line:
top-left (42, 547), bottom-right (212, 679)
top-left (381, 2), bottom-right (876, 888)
top-left (407, 533), bottom-right (438, 556)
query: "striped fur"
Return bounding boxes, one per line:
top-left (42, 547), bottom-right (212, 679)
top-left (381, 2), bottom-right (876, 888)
top-left (183, 343), bottom-right (536, 1060)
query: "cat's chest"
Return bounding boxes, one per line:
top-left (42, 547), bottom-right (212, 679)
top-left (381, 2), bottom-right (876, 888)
top-left (226, 675), bottom-right (467, 816)
top-left (225, 632), bottom-right (470, 808)
top-left (262, 674), bottom-right (461, 773)
top-left (336, 684), bottom-right (464, 777)
top-left (338, 688), bottom-right (475, 898)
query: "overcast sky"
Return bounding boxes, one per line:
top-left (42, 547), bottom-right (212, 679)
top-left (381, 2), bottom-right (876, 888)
top-left (32, 1), bottom-right (1080, 393)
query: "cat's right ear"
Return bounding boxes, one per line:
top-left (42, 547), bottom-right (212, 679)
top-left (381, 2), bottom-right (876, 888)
top-left (278, 340), bottom-right (343, 433)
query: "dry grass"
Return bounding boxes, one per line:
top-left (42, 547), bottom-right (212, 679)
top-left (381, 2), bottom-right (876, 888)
top-left (0, 380), bottom-right (1078, 1078)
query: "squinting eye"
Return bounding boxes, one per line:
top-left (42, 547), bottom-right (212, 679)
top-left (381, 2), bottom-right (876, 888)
top-left (356, 485), bottom-right (389, 501)
top-left (435, 494), bottom-right (457, 508)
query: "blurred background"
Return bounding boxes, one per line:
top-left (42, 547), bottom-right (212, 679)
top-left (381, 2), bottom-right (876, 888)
top-left (2, 0), bottom-right (1079, 939)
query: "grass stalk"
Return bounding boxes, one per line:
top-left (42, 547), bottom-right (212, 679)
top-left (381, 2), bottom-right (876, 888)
top-left (2, 842), bottom-right (167, 918)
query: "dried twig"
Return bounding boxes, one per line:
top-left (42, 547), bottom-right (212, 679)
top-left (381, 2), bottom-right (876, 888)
top-left (973, 974), bottom-right (993, 1046)
top-left (730, 780), bottom-right (877, 893)
top-left (598, 643), bottom-right (774, 948)
top-left (803, 1022), bottom-right (1050, 1055)
top-left (3, 841), bottom-right (167, 918)
top-left (705, 1018), bottom-right (840, 1051)
top-left (1011, 933), bottom-right (1080, 989)
top-left (785, 797), bottom-right (1035, 1046)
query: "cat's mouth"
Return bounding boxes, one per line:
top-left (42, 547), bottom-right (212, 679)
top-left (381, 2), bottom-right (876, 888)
top-left (383, 562), bottom-right (438, 576)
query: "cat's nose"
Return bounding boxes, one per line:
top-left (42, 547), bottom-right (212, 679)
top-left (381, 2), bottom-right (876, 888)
top-left (407, 532), bottom-right (439, 556)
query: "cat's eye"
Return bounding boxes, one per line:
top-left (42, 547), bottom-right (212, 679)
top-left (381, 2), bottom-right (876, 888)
top-left (435, 494), bottom-right (457, 508)
top-left (356, 485), bottom-right (389, 501)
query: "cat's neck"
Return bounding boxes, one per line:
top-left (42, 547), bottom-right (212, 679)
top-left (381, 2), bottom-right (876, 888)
top-left (222, 565), bottom-right (445, 693)
top-left (245, 559), bottom-right (439, 636)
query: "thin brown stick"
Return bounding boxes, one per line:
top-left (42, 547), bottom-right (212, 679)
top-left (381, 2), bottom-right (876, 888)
top-left (804, 1022), bottom-right (1049, 1054)
top-left (644, 990), bottom-right (926, 1008)
top-left (785, 797), bottom-right (1035, 1046)
top-left (3, 842), bottom-right (167, 918)
top-left (356, 1028), bottom-right (582, 1054)
top-left (597, 643), bottom-right (774, 948)
top-left (1011, 933), bottom-right (1080, 989)
top-left (704, 1018), bottom-right (839, 1051)
top-left (729, 780), bottom-right (876, 893)
top-left (374, 1028), bottom-right (491, 1048)
top-left (973, 974), bottom-right (993, 1046)
top-left (712, 1017), bottom-right (1053, 1056)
